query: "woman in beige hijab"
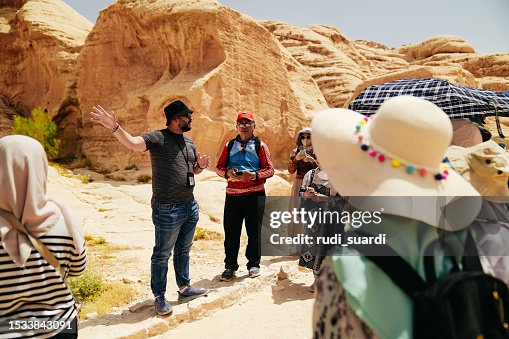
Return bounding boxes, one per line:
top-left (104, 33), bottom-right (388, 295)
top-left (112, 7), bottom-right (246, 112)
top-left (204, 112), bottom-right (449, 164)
top-left (0, 135), bottom-right (86, 338)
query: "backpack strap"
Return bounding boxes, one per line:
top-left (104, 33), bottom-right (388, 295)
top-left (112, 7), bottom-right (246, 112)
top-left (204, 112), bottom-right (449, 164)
top-left (0, 209), bottom-right (67, 278)
top-left (309, 169), bottom-right (316, 183)
top-left (423, 230), bottom-right (482, 284)
top-left (226, 135), bottom-right (261, 165)
top-left (461, 230), bottom-right (484, 272)
top-left (349, 230), bottom-right (427, 298)
top-left (253, 137), bottom-right (261, 155)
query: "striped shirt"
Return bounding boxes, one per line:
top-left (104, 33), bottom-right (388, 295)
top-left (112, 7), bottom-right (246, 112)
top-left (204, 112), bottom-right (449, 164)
top-left (142, 129), bottom-right (197, 204)
top-left (0, 216), bottom-right (86, 338)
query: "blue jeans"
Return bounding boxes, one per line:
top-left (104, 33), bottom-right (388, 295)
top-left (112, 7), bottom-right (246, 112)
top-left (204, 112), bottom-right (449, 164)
top-left (150, 200), bottom-right (199, 296)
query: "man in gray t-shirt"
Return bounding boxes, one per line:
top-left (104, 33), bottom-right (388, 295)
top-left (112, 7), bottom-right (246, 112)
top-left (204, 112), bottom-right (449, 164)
top-left (90, 100), bottom-right (210, 316)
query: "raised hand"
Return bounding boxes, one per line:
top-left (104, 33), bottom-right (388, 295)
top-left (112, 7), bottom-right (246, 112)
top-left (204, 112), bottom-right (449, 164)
top-left (90, 105), bottom-right (117, 130)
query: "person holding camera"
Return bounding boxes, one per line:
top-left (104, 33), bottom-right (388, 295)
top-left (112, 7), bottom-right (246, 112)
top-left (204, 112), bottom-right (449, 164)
top-left (298, 161), bottom-right (342, 292)
top-left (288, 128), bottom-right (318, 236)
top-left (215, 112), bottom-right (274, 282)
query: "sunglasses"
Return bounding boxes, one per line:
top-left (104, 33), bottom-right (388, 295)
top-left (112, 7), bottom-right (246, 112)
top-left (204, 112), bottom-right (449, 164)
top-left (300, 135), bottom-right (311, 140)
top-left (237, 122), bottom-right (254, 128)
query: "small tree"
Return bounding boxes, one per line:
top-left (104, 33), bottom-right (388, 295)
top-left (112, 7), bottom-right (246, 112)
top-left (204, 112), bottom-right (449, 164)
top-left (13, 108), bottom-right (61, 160)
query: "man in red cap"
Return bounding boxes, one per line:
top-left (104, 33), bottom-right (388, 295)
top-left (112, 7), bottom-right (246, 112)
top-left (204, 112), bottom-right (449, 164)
top-left (215, 111), bottom-right (274, 281)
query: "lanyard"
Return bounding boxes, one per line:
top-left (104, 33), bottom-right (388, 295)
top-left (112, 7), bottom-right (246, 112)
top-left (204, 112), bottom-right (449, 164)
top-left (171, 133), bottom-right (190, 171)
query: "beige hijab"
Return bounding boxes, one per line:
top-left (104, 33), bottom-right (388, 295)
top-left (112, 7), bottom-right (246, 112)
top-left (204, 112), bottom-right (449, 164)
top-left (0, 135), bottom-right (84, 267)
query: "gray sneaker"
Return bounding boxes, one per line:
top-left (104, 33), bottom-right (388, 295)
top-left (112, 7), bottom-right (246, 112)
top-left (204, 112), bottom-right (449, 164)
top-left (248, 267), bottom-right (260, 278)
top-left (177, 285), bottom-right (209, 304)
top-left (154, 295), bottom-right (173, 316)
top-left (220, 269), bottom-right (236, 282)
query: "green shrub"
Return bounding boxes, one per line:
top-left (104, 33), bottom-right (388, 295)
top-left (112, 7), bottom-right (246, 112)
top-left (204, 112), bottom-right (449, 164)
top-left (68, 269), bottom-right (103, 302)
top-left (137, 174), bottom-right (151, 183)
top-left (124, 164), bottom-right (138, 170)
top-left (80, 174), bottom-right (92, 184)
top-left (13, 108), bottom-right (61, 160)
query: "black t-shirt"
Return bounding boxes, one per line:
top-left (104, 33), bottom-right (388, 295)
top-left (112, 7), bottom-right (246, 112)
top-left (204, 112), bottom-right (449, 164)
top-left (142, 129), bottom-right (197, 204)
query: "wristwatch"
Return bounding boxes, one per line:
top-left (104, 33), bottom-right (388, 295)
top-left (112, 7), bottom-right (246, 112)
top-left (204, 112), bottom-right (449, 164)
top-left (112, 122), bottom-right (120, 133)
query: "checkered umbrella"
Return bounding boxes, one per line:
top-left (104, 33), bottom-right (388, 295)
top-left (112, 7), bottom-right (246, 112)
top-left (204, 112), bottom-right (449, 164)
top-left (349, 78), bottom-right (509, 119)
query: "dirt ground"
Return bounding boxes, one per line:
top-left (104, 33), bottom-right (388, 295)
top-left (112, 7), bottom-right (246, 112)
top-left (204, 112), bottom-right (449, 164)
top-left (46, 167), bottom-right (316, 338)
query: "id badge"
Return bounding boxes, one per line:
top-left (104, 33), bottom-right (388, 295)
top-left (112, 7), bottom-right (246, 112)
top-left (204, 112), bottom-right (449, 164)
top-left (187, 172), bottom-right (195, 187)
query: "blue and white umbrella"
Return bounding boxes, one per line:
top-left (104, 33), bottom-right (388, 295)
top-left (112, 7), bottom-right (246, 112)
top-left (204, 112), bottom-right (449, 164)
top-left (349, 78), bottom-right (509, 120)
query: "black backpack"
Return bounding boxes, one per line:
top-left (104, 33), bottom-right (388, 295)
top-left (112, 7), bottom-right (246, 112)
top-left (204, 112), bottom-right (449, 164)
top-left (352, 231), bottom-right (509, 339)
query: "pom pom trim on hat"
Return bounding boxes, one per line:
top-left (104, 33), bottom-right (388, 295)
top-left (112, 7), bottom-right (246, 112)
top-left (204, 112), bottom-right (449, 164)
top-left (355, 116), bottom-right (450, 181)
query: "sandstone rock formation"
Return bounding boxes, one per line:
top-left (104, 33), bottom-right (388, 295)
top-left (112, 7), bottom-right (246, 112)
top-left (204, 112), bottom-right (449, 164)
top-left (0, 0), bottom-right (92, 146)
top-left (398, 35), bottom-right (476, 62)
top-left (0, 95), bottom-right (22, 137)
top-left (1, 0), bottom-right (508, 171)
top-left (77, 0), bottom-right (328, 170)
top-left (265, 26), bottom-right (509, 109)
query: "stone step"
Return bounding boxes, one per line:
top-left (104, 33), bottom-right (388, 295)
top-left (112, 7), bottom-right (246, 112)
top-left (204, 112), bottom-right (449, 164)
top-left (79, 262), bottom-right (298, 338)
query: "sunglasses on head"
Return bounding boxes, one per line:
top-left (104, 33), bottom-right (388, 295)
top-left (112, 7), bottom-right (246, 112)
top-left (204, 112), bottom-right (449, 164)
top-left (300, 135), bottom-right (311, 140)
top-left (237, 122), bottom-right (254, 128)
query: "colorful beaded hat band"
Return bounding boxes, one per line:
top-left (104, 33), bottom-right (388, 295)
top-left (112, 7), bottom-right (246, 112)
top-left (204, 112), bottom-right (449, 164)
top-left (354, 116), bottom-right (450, 181)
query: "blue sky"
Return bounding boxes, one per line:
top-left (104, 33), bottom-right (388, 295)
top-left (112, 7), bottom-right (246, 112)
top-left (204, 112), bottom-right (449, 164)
top-left (62, 0), bottom-right (509, 53)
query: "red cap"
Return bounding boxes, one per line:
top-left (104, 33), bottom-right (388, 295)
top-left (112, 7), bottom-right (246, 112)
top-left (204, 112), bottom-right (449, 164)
top-left (236, 111), bottom-right (255, 122)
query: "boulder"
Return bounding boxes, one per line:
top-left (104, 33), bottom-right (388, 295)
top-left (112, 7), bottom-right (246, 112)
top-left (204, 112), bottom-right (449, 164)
top-left (0, 0), bottom-right (92, 155)
top-left (76, 0), bottom-right (328, 170)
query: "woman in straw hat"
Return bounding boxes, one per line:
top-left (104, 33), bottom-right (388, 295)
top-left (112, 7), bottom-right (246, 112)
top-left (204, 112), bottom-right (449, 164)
top-left (0, 135), bottom-right (86, 338)
top-left (287, 127), bottom-right (317, 236)
top-left (447, 140), bottom-right (509, 284)
top-left (309, 96), bottom-right (481, 338)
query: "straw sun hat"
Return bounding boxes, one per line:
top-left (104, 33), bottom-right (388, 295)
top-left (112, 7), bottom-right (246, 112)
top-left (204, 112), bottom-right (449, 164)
top-left (447, 140), bottom-right (509, 203)
top-left (311, 96), bottom-right (481, 229)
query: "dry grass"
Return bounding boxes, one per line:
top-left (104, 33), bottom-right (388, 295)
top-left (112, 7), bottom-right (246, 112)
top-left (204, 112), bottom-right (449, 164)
top-left (79, 281), bottom-right (137, 319)
top-left (193, 227), bottom-right (223, 241)
top-left (72, 237), bottom-right (140, 319)
top-left (84, 233), bottom-right (106, 246)
top-left (49, 162), bottom-right (72, 177)
top-left (209, 215), bottom-right (220, 223)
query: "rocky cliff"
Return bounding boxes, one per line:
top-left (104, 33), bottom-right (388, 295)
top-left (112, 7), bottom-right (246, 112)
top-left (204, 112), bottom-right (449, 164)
top-left (1, 0), bottom-right (508, 170)
top-left (76, 0), bottom-right (327, 170)
top-left (0, 0), bottom-right (92, 153)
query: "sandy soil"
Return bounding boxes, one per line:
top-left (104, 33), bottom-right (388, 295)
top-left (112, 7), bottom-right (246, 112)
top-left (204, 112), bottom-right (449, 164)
top-left (46, 166), bottom-right (315, 338)
top-left (155, 272), bottom-right (314, 339)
